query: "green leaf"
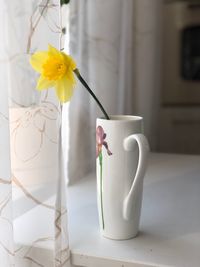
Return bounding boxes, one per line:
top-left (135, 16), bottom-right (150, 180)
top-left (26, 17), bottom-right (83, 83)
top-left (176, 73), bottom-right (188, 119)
top-left (60, 0), bottom-right (70, 5)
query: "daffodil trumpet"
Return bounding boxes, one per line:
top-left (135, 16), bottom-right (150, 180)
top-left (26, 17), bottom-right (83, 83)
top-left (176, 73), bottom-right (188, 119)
top-left (30, 44), bottom-right (110, 120)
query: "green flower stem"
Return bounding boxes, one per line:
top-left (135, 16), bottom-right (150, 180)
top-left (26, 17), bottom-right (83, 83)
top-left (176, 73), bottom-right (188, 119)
top-left (74, 69), bottom-right (110, 120)
top-left (99, 152), bottom-right (105, 229)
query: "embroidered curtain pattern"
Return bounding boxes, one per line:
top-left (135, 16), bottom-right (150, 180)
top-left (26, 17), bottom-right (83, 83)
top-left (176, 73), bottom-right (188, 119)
top-left (0, 0), bottom-right (70, 266)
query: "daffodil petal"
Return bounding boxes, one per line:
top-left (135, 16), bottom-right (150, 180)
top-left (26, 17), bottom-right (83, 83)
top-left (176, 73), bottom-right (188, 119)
top-left (37, 75), bottom-right (55, 90)
top-left (48, 44), bottom-right (60, 57)
top-left (30, 51), bottom-right (48, 72)
top-left (55, 76), bottom-right (75, 103)
top-left (66, 71), bottom-right (76, 83)
top-left (62, 53), bottom-right (77, 70)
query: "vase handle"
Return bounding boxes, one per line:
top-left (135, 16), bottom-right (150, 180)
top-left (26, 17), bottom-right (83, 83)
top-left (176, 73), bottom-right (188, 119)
top-left (123, 134), bottom-right (149, 220)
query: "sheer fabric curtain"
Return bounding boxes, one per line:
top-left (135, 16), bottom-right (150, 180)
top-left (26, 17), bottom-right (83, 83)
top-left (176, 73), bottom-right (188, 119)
top-left (68, 0), bottom-right (161, 183)
top-left (68, 0), bottom-right (135, 182)
top-left (0, 0), bottom-right (70, 266)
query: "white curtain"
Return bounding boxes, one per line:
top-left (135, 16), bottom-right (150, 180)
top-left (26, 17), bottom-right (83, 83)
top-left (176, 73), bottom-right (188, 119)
top-left (0, 0), bottom-right (71, 266)
top-left (68, 0), bottom-right (161, 182)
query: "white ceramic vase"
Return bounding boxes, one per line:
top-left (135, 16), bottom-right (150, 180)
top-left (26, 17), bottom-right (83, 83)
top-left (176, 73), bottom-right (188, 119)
top-left (96, 115), bottom-right (149, 240)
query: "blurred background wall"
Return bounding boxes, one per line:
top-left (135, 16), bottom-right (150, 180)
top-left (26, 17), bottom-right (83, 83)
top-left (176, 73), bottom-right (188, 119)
top-left (158, 0), bottom-right (200, 154)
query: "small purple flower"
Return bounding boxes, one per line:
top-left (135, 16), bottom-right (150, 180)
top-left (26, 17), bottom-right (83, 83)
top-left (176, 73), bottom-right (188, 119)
top-left (96, 126), bottom-right (112, 158)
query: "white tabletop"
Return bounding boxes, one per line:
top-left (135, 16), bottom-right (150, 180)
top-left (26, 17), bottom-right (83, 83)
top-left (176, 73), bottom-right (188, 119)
top-left (68, 153), bottom-right (200, 267)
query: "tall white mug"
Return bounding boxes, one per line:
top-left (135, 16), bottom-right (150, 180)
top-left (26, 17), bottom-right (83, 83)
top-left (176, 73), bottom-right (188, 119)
top-left (96, 115), bottom-right (149, 240)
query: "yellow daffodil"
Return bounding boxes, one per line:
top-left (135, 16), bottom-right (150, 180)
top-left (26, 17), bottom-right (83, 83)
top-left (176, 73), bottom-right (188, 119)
top-left (30, 44), bottom-right (76, 103)
top-left (30, 44), bottom-right (110, 119)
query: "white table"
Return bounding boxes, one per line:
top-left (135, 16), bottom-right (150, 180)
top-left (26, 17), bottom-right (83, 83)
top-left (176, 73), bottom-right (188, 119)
top-left (68, 153), bottom-right (200, 267)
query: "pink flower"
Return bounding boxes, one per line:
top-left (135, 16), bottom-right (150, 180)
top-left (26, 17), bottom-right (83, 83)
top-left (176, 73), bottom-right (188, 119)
top-left (96, 126), bottom-right (112, 158)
